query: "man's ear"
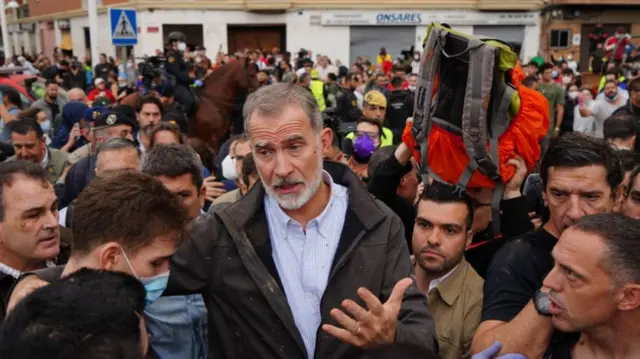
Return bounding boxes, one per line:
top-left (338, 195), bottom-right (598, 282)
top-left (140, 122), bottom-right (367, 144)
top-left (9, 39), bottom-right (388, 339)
top-left (465, 230), bottom-right (473, 248)
top-left (98, 242), bottom-right (122, 271)
top-left (320, 128), bottom-right (333, 155)
top-left (617, 284), bottom-right (640, 312)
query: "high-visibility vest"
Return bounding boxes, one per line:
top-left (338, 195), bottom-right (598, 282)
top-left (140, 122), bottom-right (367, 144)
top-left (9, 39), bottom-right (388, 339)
top-left (345, 127), bottom-right (394, 147)
top-left (310, 80), bottom-right (326, 112)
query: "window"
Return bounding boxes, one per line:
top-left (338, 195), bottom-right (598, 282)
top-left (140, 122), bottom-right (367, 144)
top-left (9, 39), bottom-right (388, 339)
top-left (550, 29), bottom-right (570, 48)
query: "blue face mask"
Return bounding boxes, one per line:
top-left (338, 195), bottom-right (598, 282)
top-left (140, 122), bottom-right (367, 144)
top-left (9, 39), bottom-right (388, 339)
top-left (40, 120), bottom-right (51, 133)
top-left (121, 248), bottom-right (169, 306)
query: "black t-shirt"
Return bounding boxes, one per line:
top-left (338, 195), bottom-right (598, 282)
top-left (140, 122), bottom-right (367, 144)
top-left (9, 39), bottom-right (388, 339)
top-left (483, 228), bottom-right (580, 357)
top-left (482, 228), bottom-right (557, 322)
top-left (48, 101), bottom-right (60, 121)
top-left (543, 332), bottom-right (581, 359)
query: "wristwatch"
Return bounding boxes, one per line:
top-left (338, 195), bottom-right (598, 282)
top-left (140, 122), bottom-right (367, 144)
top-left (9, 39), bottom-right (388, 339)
top-left (533, 289), bottom-right (552, 317)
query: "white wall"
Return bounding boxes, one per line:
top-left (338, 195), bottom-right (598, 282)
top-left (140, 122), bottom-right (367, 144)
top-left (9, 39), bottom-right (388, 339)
top-left (287, 10), bottom-right (350, 65)
top-left (70, 13), bottom-right (113, 59)
top-left (521, 23), bottom-right (541, 62)
top-left (137, 9), bottom-right (287, 57)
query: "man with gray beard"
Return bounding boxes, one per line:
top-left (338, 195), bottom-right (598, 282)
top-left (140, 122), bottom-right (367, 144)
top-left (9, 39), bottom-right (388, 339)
top-left (164, 83), bottom-right (439, 358)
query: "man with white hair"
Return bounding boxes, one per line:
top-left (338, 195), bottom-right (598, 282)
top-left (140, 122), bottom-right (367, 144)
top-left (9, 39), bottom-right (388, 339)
top-left (165, 83), bottom-right (439, 358)
top-left (17, 56), bottom-right (38, 75)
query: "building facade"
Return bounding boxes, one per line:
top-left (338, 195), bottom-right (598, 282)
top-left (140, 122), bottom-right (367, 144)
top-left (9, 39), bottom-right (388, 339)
top-left (8, 0), bottom-right (542, 64)
top-left (541, 0), bottom-right (640, 71)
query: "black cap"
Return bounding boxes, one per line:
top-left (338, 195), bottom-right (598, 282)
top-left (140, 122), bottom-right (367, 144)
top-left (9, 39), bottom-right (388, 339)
top-left (112, 104), bottom-right (136, 120)
top-left (92, 96), bottom-right (113, 108)
top-left (93, 110), bottom-right (137, 130)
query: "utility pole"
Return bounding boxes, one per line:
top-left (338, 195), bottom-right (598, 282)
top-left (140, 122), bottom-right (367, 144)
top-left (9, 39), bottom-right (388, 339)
top-left (0, 2), bottom-right (11, 61)
top-left (87, 0), bottom-right (100, 69)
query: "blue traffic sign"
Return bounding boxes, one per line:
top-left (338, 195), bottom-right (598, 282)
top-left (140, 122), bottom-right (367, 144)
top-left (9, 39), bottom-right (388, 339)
top-left (110, 8), bottom-right (138, 46)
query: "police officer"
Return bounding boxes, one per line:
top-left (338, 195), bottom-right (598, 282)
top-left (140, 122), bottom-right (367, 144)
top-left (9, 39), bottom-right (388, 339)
top-left (385, 76), bottom-right (414, 143)
top-left (336, 72), bottom-right (362, 124)
top-left (165, 31), bottom-right (202, 118)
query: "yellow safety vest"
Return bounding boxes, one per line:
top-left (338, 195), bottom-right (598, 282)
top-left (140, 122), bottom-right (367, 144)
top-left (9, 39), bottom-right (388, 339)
top-left (310, 80), bottom-right (326, 112)
top-left (346, 127), bottom-right (394, 147)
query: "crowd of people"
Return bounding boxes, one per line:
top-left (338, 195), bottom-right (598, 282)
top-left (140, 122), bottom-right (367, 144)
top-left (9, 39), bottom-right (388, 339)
top-left (0, 25), bottom-right (637, 359)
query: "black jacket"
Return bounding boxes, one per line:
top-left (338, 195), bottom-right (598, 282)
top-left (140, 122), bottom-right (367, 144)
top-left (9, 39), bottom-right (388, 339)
top-left (336, 90), bottom-right (361, 125)
top-left (385, 90), bottom-right (414, 137)
top-left (166, 160), bottom-right (439, 359)
top-left (165, 50), bottom-right (194, 87)
top-left (62, 70), bottom-right (87, 91)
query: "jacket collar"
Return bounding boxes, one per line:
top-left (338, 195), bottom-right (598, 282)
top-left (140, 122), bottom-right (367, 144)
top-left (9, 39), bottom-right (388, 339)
top-left (223, 160), bottom-right (386, 232)
top-left (217, 160), bottom-right (387, 358)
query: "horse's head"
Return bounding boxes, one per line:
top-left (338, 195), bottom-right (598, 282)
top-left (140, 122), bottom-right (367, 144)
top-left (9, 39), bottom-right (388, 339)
top-left (239, 57), bottom-right (259, 93)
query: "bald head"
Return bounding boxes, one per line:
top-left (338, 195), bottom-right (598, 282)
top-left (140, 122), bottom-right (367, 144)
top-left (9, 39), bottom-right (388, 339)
top-left (67, 88), bottom-right (86, 103)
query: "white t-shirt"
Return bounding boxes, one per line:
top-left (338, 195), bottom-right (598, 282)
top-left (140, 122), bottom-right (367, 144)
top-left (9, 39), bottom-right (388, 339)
top-left (589, 96), bottom-right (627, 138)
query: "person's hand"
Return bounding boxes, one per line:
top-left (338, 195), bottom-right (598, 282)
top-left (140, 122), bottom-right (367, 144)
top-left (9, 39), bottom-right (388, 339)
top-left (194, 79), bottom-right (204, 88)
top-left (7, 275), bottom-right (49, 313)
top-left (322, 278), bottom-right (413, 349)
top-left (202, 176), bottom-right (227, 202)
top-left (553, 127), bottom-right (561, 138)
top-left (67, 125), bottom-right (81, 145)
top-left (472, 342), bottom-right (527, 359)
top-left (504, 155), bottom-right (526, 199)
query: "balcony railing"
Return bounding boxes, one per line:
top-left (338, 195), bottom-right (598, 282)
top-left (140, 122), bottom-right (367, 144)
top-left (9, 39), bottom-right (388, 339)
top-left (550, 0), bottom-right (639, 4)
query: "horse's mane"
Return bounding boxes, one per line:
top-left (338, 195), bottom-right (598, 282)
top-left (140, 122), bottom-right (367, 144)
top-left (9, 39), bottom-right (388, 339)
top-left (203, 60), bottom-right (242, 88)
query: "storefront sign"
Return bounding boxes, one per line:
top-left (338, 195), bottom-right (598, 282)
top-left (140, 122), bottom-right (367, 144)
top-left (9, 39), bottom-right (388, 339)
top-left (7, 24), bottom-right (19, 33)
top-left (376, 13), bottom-right (422, 25)
top-left (320, 11), bottom-right (538, 26)
top-left (57, 19), bottom-right (71, 29)
top-left (20, 23), bottom-right (35, 32)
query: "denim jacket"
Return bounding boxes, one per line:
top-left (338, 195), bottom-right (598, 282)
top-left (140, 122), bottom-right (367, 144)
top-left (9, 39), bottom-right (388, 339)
top-left (144, 294), bottom-right (208, 359)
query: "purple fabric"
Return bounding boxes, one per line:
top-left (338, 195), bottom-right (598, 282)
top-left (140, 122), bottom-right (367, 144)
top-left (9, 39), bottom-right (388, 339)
top-left (353, 134), bottom-right (376, 158)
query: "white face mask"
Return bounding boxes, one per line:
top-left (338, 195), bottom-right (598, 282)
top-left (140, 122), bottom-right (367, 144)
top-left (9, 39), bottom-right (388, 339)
top-left (177, 42), bottom-right (187, 52)
top-left (562, 76), bottom-right (572, 84)
top-left (408, 85), bottom-right (417, 91)
top-left (221, 155), bottom-right (238, 181)
top-left (568, 91), bottom-right (579, 100)
top-left (566, 56), bottom-right (573, 61)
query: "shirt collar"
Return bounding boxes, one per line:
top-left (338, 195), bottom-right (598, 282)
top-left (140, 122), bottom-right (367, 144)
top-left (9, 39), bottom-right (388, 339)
top-left (431, 258), bottom-right (471, 306)
top-left (266, 170), bottom-right (338, 231)
top-left (428, 264), bottom-right (458, 294)
top-left (0, 259), bottom-right (57, 279)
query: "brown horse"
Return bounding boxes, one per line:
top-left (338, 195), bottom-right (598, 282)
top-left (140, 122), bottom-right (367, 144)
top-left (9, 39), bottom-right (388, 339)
top-left (120, 59), bottom-right (257, 151)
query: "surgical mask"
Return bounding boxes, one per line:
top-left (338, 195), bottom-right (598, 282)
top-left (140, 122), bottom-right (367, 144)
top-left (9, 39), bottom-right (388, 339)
top-left (562, 76), bottom-right (572, 85)
top-left (177, 42), bottom-right (187, 52)
top-left (121, 248), bottom-right (169, 306)
top-left (352, 134), bottom-right (376, 163)
top-left (408, 85), bottom-right (417, 91)
top-left (605, 92), bottom-right (618, 101)
top-left (195, 57), bottom-right (202, 64)
top-left (39, 120), bottom-right (51, 133)
top-left (552, 70), bottom-right (559, 78)
top-left (568, 91), bottom-right (579, 100)
top-left (118, 81), bottom-right (127, 88)
top-left (566, 55), bottom-right (573, 61)
top-left (221, 155), bottom-right (238, 181)
top-left (414, 55), bottom-right (420, 61)
top-left (557, 56), bottom-right (564, 62)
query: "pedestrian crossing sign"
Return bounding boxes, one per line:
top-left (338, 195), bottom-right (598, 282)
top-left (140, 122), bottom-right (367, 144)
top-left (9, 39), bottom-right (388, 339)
top-left (110, 8), bottom-right (138, 46)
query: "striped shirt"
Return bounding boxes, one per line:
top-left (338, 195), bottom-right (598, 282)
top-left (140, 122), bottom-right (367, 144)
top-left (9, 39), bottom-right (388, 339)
top-left (265, 171), bottom-right (348, 359)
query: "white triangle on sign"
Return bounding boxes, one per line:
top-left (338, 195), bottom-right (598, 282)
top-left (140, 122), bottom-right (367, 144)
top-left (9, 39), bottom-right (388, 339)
top-left (113, 11), bottom-right (136, 39)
